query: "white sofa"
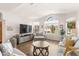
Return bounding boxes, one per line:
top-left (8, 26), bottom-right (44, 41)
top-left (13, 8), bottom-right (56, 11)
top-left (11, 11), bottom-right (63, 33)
top-left (0, 45), bottom-right (26, 56)
top-left (12, 48), bottom-right (26, 56)
top-left (0, 39), bottom-right (26, 56)
top-left (45, 33), bottom-right (60, 41)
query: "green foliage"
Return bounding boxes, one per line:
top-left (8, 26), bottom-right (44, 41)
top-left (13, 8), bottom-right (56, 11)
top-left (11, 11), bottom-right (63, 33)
top-left (60, 29), bottom-right (65, 35)
top-left (67, 21), bottom-right (75, 29)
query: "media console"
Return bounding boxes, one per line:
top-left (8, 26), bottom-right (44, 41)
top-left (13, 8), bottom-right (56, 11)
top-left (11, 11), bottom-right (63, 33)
top-left (18, 33), bottom-right (33, 44)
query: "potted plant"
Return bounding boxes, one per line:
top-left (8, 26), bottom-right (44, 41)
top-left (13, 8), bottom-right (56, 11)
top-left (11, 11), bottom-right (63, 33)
top-left (67, 21), bottom-right (75, 29)
top-left (60, 28), bottom-right (65, 36)
top-left (60, 25), bottom-right (65, 41)
top-left (67, 21), bottom-right (76, 36)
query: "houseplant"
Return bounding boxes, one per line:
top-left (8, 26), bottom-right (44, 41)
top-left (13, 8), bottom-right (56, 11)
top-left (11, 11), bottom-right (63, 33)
top-left (67, 21), bottom-right (75, 29)
top-left (60, 25), bottom-right (65, 41)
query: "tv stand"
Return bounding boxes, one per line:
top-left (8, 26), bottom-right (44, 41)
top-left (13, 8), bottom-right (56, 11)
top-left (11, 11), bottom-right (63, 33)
top-left (19, 33), bottom-right (33, 44)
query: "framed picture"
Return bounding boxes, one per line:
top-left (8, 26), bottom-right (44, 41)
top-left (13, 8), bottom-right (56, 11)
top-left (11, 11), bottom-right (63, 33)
top-left (7, 26), bottom-right (13, 31)
top-left (67, 21), bottom-right (76, 29)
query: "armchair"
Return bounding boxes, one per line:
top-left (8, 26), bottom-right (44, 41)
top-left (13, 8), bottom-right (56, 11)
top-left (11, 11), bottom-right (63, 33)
top-left (66, 49), bottom-right (79, 56)
top-left (64, 38), bottom-right (79, 56)
top-left (64, 38), bottom-right (75, 55)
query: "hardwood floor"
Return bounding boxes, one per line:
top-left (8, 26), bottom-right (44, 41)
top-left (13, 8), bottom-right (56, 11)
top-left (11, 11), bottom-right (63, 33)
top-left (17, 40), bottom-right (59, 56)
top-left (17, 40), bottom-right (33, 56)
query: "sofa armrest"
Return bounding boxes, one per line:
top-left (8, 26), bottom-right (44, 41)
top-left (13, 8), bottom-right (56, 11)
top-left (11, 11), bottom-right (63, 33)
top-left (66, 49), bottom-right (79, 56)
top-left (66, 46), bottom-right (79, 52)
top-left (64, 46), bottom-right (79, 55)
top-left (10, 37), bottom-right (17, 48)
top-left (0, 51), bottom-right (2, 56)
top-left (13, 48), bottom-right (26, 56)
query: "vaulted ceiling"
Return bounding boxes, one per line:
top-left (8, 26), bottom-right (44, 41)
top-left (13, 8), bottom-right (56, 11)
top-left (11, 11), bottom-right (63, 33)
top-left (0, 3), bottom-right (79, 20)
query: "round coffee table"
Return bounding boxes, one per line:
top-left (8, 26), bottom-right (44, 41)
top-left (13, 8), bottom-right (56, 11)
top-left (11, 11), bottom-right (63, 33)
top-left (32, 41), bottom-right (49, 56)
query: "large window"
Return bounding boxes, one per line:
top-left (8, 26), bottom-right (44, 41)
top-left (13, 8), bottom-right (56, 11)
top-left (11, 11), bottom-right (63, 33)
top-left (44, 17), bottom-right (59, 34)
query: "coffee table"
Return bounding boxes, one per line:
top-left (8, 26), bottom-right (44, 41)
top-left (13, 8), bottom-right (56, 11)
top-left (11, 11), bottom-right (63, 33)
top-left (32, 41), bottom-right (49, 56)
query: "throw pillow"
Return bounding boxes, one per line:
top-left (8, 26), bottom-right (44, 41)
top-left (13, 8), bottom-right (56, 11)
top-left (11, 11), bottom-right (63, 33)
top-left (74, 40), bottom-right (79, 48)
top-left (0, 40), bottom-right (13, 56)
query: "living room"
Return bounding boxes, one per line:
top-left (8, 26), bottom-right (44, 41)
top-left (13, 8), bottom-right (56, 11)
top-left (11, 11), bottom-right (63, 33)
top-left (0, 3), bottom-right (79, 56)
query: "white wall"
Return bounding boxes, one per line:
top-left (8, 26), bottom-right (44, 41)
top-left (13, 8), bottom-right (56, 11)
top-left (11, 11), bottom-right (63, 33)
top-left (76, 12), bottom-right (79, 36)
top-left (2, 11), bottom-right (79, 42)
top-left (3, 12), bottom-right (33, 42)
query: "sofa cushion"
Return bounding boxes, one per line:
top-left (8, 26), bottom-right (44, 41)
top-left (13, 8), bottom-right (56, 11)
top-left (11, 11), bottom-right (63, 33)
top-left (13, 48), bottom-right (26, 56)
top-left (0, 40), bottom-right (13, 56)
top-left (74, 40), bottom-right (79, 48)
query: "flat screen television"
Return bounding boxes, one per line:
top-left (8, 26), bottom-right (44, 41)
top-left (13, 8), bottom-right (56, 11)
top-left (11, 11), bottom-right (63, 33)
top-left (20, 24), bottom-right (32, 34)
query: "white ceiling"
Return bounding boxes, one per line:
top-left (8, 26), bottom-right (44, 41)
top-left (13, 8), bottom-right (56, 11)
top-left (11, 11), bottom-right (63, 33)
top-left (0, 3), bottom-right (21, 12)
top-left (0, 3), bottom-right (79, 20)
